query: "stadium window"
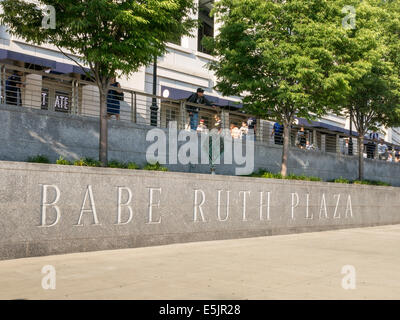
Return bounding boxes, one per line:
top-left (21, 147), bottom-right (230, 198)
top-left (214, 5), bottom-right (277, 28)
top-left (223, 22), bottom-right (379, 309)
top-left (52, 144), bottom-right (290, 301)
top-left (198, 0), bottom-right (214, 54)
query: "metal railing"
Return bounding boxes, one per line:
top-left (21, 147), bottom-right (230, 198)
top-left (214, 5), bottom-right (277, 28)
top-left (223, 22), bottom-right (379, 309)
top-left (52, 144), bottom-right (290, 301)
top-left (1, 63), bottom-right (400, 164)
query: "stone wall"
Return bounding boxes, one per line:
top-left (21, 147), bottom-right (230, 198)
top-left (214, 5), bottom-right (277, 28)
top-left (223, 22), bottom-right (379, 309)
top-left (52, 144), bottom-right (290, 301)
top-left (0, 160), bottom-right (399, 260)
top-left (1, 103), bottom-right (400, 185)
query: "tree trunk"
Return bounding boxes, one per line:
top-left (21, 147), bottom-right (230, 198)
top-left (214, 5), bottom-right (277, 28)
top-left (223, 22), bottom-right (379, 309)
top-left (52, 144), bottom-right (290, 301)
top-left (99, 88), bottom-right (108, 167)
top-left (280, 121), bottom-right (290, 177)
top-left (358, 135), bottom-right (364, 181)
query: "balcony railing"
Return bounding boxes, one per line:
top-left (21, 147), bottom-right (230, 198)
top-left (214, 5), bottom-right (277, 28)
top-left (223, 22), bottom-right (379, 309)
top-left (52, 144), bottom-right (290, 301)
top-left (1, 63), bottom-right (400, 163)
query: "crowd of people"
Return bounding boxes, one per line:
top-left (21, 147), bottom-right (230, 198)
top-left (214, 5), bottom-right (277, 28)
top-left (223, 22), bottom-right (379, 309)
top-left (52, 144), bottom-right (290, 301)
top-left (363, 133), bottom-right (400, 162)
top-left (6, 78), bottom-right (400, 163)
top-left (186, 88), bottom-right (257, 140)
top-left (271, 123), bottom-right (317, 150)
top-left (190, 115), bottom-right (256, 140)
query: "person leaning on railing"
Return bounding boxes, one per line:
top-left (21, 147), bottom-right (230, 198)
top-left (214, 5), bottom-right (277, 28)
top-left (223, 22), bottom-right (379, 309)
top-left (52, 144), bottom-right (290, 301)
top-left (377, 138), bottom-right (388, 160)
top-left (186, 88), bottom-right (214, 131)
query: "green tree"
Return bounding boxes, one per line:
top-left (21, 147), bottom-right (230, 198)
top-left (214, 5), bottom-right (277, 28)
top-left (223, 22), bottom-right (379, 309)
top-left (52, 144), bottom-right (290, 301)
top-left (0, 0), bottom-right (196, 166)
top-left (204, 0), bottom-right (348, 176)
top-left (333, 0), bottom-right (400, 180)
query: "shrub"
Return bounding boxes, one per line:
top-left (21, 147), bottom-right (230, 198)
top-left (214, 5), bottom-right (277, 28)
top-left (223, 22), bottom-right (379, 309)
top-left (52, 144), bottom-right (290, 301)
top-left (285, 173), bottom-right (322, 181)
top-left (353, 180), bottom-right (391, 187)
top-left (306, 176), bottom-right (323, 182)
top-left (332, 177), bottom-right (350, 184)
top-left (143, 162), bottom-right (168, 171)
top-left (251, 170), bottom-right (321, 181)
top-left (56, 156), bottom-right (72, 165)
top-left (249, 169), bottom-right (280, 179)
top-left (126, 162), bottom-right (139, 170)
top-left (108, 160), bottom-right (128, 169)
top-left (73, 159), bottom-right (86, 166)
top-left (261, 171), bottom-right (282, 179)
top-left (73, 158), bottom-right (101, 167)
top-left (27, 155), bottom-right (50, 163)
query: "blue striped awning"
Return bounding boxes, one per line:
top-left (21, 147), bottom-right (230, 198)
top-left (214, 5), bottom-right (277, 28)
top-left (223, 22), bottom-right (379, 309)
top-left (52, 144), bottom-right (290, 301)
top-left (0, 49), bottom-right (89, 75)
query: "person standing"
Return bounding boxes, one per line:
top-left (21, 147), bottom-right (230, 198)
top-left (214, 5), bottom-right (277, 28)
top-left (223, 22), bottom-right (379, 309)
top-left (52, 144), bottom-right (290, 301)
top-left (186, 88), bottom-right (213, 131)
top-left (377, 138), bottom-right (388, 160)
top-left (366, 132), bottom-right (378, 159)
top-left (271, 122), bottom-right (283, 145)
top-left (247, 117), bottom-right (257, 139)
top-left (239, 121), bottom-right (248, 138)
top-left (107, 79), bottom-right (124, 120)
top-left (214, 114), bottom-right (222, 133)
top-left (230, 123), bottom-right (241, 139)
top-left (6, 70), bottom-right (23, 106)
top-left (196, 119), bottom-right (208, 134)
top-left (296, 126), bottom-right (307, 149)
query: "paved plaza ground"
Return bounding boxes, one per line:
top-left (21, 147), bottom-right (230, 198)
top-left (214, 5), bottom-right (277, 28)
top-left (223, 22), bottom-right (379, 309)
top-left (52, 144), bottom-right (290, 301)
top-left (1, 224), bottom-right (400, 300)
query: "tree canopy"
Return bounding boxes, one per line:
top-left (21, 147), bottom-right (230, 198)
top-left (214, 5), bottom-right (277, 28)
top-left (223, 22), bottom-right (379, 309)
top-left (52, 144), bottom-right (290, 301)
top-left (0, 0), bottom-right (196, 165)
top-left (332, 0), bottom-right (400, 179)
top-left (205, 0), bottom-right (400, 178)
top-left (204, 0), bottom-right (349, 175)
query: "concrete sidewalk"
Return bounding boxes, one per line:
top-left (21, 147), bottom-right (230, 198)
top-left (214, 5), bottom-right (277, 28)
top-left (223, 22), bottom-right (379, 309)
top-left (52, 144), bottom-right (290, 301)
top-left (1, 224), bottom-right (400, 300)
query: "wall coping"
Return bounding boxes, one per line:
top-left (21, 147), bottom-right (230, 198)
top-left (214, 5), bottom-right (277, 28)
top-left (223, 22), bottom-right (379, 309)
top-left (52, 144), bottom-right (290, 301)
top-left (0, 160), bottom-right (397, 191)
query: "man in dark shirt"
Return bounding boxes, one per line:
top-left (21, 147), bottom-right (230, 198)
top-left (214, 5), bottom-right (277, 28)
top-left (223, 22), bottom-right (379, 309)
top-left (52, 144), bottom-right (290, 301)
top-left (366, 132), bottom-right (378, 159)
top-left (107, 79), bottom-right (124, 120)
top-left (6, 71), bottom-right (23, 106)
top-left (186, 88), bottom-right (213, 131)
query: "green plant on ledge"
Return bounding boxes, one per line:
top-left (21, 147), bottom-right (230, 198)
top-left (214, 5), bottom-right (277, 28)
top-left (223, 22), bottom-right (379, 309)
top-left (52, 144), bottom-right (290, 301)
top-left (108, 160), bottom-right (128, 169)
top-left (27, 155), bottom-right (50, 163)
top-left (108, 160), bottom-right (139, 169)
top-left (353, 180), bottom-right (391, 187)
top-left (73, 158), bottom-right (101, 167)
top-left (332, 177), bottom-right (350, 184)
top-left (56, 156), bottom-right (72, 165)
top-left (250, 170), bottom-right (321, 182)
top-left (126, 162), bottom-right (139, 170)
top-left (329, 177), bottom-right (391, 186)
top-left (143, 162), bottom-right (168, 172)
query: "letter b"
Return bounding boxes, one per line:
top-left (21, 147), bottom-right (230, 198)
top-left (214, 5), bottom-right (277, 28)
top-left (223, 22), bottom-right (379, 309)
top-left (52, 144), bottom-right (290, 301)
top-left (40, 184), bottom-right (61, 227)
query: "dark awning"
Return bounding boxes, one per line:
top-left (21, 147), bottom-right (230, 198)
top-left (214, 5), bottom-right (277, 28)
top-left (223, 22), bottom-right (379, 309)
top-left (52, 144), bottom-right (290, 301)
top-left (161, 85), bottom-right (243, 109)
top-left (0, 49), bottom-right (89, 75)
top-left (295, 117), bottom-right (359, 137)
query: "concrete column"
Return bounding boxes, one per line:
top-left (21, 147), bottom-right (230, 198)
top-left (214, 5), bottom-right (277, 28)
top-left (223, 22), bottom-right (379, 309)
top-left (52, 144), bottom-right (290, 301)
top-left (182, 0), bottom-right (198, 50)
top-left (321, 134), bottom-right (326, 152)
top-left (221, 109), bottom-right (230, 131)
top-left (313, 130), bottom-right (317, 146)
top-left (336, 134), bottom-right (340, 154)
top-left (23, 73), bottom-right (42, 109)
